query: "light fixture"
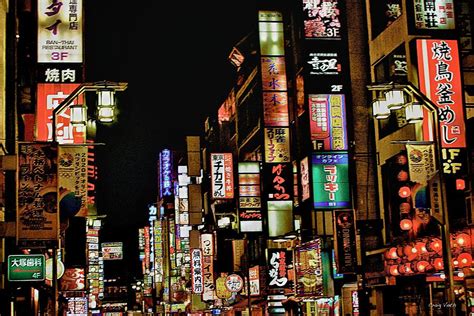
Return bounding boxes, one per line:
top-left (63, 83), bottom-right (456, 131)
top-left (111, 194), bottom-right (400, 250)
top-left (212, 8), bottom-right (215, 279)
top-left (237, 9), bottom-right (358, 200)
top-left (97, 106), bottom-right (115, 123)
top-left (70, 104), bottom-right (87, 128)
top-left (400, 219), bottom-right (413, 231)
top-left (384, 89), bottom-right (405, 110)
top-left (372, 99), bottom-right (390, 119)
top-left (97, 89), bottom-right (115, 107)
top-left (405, 102), bottom-right (423, 123)
top-left (97, 89), bottom-right (115, 123)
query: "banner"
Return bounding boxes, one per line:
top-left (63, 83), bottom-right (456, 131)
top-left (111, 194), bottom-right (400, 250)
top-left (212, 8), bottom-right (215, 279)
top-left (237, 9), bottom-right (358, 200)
top-left (406, 143), bottom-right (436, 185)
top-left (333, 210), bottom-right (357, 273)
top-left (58, 145), bottom-right (88, 218)
top-left (17, 142), bottom-right (59, 242)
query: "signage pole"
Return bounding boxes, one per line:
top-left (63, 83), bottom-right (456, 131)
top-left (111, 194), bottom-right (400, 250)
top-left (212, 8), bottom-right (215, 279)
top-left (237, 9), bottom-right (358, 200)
top-left (52, 246), bottom-right (58, 315)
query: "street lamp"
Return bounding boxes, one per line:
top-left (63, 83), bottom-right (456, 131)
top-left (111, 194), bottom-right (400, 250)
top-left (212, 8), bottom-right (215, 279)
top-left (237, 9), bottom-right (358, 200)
top-left (368, 82), bottom-right (455, 309)
top-left (49, 81), bottom-right (127, 316)
top-left (51, 80), bottom-right (128, 143)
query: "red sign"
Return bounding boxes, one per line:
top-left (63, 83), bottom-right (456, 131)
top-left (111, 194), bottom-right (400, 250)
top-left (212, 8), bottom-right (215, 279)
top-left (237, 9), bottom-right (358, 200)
top-left (417, 39), bottom-right (466, 148)
top-left (36, 83), bottom-right (85, 144)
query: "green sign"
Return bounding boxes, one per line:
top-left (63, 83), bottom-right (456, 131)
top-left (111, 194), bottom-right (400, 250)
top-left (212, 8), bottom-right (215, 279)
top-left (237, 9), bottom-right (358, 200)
top-left (8, 254), bottom-right (46, 281)
top-left (312, 152), bottom-right (351, 209)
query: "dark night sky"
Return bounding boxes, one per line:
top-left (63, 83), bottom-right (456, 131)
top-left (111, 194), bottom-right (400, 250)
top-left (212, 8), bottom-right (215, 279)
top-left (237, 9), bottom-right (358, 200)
top-left (82, 2), bottom-right (257, 276)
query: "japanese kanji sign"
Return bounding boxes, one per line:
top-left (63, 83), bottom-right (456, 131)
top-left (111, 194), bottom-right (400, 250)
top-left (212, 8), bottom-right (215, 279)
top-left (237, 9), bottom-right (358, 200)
top-left (191, 248), bottom-right (204, 294)
top-left (17, 142), bottom-right (59, 242)
top-left (210, 153), bottom-right (234, 199)
top-left (8, 254), bottom-right (46, 281)
top-left (309, 94), bottom-right (348, 151)
top-left (36, 83), bottom-right (85, 144)
top-left (295, 239), bottom-right (324, 296)
top-left (38, 0), bottom-right (83, 63)
top-left (267, 249), bottom-right (293, 289)
top-left (225, 274), bottom-right (243, 292)
top-left (413, 0), bottom-right (455, 30)
top-left (417, 39), bottom-right (466, 148)
top-left (302, 0), bottom-right (342, 39)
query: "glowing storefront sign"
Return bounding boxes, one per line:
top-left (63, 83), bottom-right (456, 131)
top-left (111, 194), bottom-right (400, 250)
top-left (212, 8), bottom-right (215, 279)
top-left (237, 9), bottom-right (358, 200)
top-left (302, 0), bottom-right (341, 39)
top-left (417, 39), bottom-right (466, 148)
top-left (36, 83), bottom-right (85, 144)
top-left (191, 248), bottom-right (203, 294)
top-left (38, 0), bottom-right (83, 63)
top-left (312, 152), bottom-right (350, 209)
top-left (210, 153), bottom-right (234, 199)
top-left (309, 94), bottom-right (348, 151)
top-left (413, 0), bottom-right (455, 30)
top-left (159, 149), bottom-right (173, 198)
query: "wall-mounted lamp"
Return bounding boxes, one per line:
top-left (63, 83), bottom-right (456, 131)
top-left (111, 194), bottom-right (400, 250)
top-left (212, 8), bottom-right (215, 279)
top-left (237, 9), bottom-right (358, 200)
top-left (70, 104), bottom-right (87, 128)
top-left (97, 89), bottom-right (115, 123)
top-left (385, 89), bottom-right (405, 110)
top-left (405, 102), bottom-right (424, 123)
top-left (372, 99), bottom-right (390, 119)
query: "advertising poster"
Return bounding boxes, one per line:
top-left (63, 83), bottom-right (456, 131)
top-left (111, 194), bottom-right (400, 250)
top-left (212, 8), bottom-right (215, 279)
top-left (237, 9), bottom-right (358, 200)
top-left (295, 239), bottom-right (324, 296)
top-left (58, 145), bottom-right (88, 217)
top-left (17, 142), bottom-right (59, 242)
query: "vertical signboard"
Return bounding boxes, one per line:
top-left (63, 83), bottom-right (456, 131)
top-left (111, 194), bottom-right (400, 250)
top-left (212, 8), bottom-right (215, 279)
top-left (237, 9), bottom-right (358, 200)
top-left (191, 248), bottom-right (203, 294)
top-left (312, 152), bottom-right (351, 209)
top-left (309, 94), bottom-right (348, 151)
top-left (259, 10), bottom-right (294, 238)
top-left (17, 142), bottom-right (59, 244)
top-left (58, 145), bottom-right (88, 217)
top-left (300, 157), bottom-right (311, 202)
top-left (37, 0), bottom-right (83, 63)
top-left (238, 162), bottom-right (263, 232)
top-left (267, 249), bottom-right (293, 289)
top-left (210, 153), bottom-right (234, 199)
top-left (201, 234), bottom-right (215, 302)
top-left (416, 39), bottom-right (466, 148)
top-left (264, 127), bottom-right (291, 163)
top-left (36, 83), bottom-right (85, 144)
top-left (333, 209), bottom-right (357, 273)
top-left (159, 149), bottom-right (173, 198)
top-left (295, 239), bottom-right (324, 296)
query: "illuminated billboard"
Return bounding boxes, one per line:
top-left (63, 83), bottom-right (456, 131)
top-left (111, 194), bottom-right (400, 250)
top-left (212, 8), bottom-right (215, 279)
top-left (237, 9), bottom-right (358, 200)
top-left (309, 94), bottom-right (348, 151)
top-left (312, 152), bottom-right (350, 209)
top-left (36, 83), bottom-right (85, 144)
top-left (416, 39), bottom-right (466, 148)
top-left (302, 0), bottom-right (342, 39)
top-left (159, 149), bottom-right (173, 198)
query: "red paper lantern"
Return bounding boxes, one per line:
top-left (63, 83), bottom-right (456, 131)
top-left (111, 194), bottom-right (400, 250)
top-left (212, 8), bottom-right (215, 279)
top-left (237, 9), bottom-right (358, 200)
top-left (400, 219), bottom-right (413, 231)
top-left (398, 186), bottom-right (411, 198)
top-left (433, 258), bottom-right (444, 270)
top-left (457, 253), bottom-right (473, 268)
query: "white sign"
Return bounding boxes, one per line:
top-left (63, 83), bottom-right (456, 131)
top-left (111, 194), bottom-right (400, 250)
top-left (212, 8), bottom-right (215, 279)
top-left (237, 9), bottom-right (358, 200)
top-left (225, 274), bottom-right (243, 292)
top-left (38, 0), bottom-right (83, 63)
